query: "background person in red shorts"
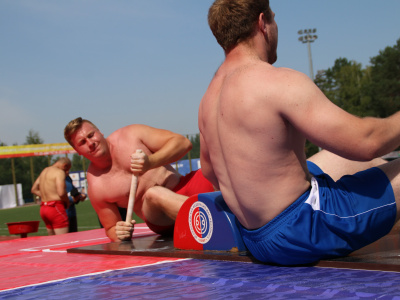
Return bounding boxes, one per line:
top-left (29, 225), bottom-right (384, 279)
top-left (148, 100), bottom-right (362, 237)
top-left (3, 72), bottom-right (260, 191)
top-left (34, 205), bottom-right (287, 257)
top-left (64, 117), bottom-right (214, 242)
top-left (31, 157), bottom-right (71, 235)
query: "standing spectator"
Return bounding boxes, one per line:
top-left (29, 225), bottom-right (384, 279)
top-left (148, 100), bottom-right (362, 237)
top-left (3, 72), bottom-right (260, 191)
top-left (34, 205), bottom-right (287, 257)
top-left (66, 174), bottom-right (87, 232)
top-left (31, 157), bottom-right (70, 235)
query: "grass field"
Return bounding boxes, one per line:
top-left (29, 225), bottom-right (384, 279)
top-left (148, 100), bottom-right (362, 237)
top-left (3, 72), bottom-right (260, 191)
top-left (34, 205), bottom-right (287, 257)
top-left (0, 200), bottom-right (143, 237)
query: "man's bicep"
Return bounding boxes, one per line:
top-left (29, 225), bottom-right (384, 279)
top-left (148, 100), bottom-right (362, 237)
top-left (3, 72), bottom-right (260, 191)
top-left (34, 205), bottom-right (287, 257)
top-left (139, 125), bottom-right (186, 152)
top-left (281, 76), bottom-right (364, 155)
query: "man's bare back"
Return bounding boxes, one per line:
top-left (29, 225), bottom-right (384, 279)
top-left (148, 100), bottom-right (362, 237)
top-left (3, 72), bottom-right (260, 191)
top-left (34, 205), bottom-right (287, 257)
top-left (31, 157), bottom-right (71, 235)
top-left (32, 159), bottom-right (70, 207)
top-left (38, 166), bottom-right (69, 204)
top-left (200, 0), bottom-right (400, 265)
top-left (200, 59), bottom-right (312, 229)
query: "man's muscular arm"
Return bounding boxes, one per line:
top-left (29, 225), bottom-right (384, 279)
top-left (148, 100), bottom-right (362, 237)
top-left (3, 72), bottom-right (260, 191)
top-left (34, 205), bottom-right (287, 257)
top-left (91, 197), bottom-right (133, 241)
top-left (269, 68), bottom-right (400, 161)
top-left (31, 176), bottom-right (41, 197)
top-left (130, 125), bottom-right (192, 174)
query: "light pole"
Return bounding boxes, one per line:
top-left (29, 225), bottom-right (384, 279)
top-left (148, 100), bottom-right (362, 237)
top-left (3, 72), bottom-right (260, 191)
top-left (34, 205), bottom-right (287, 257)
top-left (298, 28), bottom-right (317, 80)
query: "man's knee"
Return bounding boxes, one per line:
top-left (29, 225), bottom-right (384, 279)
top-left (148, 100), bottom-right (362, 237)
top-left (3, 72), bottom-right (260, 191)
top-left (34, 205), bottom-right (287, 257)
top-left (143, 186), bottom-right (165, 207)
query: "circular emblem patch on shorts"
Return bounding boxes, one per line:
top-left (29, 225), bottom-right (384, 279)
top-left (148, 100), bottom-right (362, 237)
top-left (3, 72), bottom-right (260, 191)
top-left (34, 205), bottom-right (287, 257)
top-left (188, 201), bottom-right (213, 244)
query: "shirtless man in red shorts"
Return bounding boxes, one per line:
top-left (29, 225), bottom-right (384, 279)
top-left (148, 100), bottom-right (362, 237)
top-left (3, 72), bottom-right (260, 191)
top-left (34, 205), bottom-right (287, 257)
top-left (64, 117), bottom-right (214, 242)
top-left (31, 157), bottom-right (71, 235)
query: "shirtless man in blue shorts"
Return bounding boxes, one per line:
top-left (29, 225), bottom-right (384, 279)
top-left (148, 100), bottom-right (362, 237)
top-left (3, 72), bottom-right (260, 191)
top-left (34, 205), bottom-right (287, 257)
top-left (199, 0), bottom-right (400, 265)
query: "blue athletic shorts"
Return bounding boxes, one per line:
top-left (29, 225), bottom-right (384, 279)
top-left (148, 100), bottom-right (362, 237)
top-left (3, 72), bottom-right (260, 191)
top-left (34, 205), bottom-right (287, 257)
top-left (239, 161), bottom-right (396, 265)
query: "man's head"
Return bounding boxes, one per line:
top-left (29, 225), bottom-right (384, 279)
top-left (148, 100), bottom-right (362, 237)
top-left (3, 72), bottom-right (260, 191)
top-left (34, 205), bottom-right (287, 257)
top-left (64, 117), bottom-right (98, 148)
top-left (208, 0), bottom-right (273, 52)
top-left (64, 117), bottom-right (109, 162)
top-left (54, 157), bottom-right (71, 174)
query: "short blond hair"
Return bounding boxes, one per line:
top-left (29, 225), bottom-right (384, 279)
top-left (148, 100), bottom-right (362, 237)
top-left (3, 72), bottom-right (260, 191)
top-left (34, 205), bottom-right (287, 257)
top-left (55, 157), bottom-right (71, 169)
top-left (64, 117), bottom-right (98, 147)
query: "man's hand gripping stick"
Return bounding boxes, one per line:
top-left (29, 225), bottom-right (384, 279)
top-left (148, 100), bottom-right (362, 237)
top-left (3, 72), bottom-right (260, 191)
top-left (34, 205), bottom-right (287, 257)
top-left (126, 149), bottom-right (143, 223)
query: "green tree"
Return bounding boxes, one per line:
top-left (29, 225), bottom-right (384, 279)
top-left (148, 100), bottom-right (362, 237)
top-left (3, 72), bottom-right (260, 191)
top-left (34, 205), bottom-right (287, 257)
top-left (0, 131), bottom-right (52, 202)
top-left (368, 38), bottom-right (400, 117)
top-left (0, 141), bottom-right (10, 185)
top-left (19, 131), bottom-right (50, 201)
top-left (311, 59), bottom-right (371, 156)
top-left (26, 129), bottom-right (44, 145)
top-left (315, 58), bottom-right (373, 117)
top-left (305, 140), bottom-right (319, 158)
top-left (0, 156), bottom-right (13, 188)
top-left (189, 134), bottom-right (200, 159)
top-left (70, 153), bottom-right (90, 172)
top-left (181, 134), bottom-right (200, 160)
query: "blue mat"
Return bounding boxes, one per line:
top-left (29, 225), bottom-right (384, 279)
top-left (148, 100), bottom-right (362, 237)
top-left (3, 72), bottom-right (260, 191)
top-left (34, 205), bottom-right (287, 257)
top-left (2, 259), bottom-right (400, 299)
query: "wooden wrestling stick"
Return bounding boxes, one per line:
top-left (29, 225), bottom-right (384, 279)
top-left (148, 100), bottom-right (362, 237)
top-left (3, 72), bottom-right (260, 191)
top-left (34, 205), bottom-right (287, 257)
top-left (126, 149), bottom-right (143, 223)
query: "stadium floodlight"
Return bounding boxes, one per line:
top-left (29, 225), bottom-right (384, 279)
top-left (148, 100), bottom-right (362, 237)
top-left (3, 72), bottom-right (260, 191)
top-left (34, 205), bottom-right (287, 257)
top-left (298, 28), bottom-right (318, 80)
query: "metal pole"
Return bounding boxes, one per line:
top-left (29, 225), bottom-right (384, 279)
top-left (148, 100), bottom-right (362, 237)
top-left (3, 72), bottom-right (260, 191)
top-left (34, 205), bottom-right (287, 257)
top-left (11, 158), bottom-right (18, 207)
top-left (307, 41), bottom-right (314, 80)
top-left (30, 157), bottom-right (36, 203)
top-left (298, 29), bottom-right (317, 80)
top-left (186, 135), bottom-right (192, 172)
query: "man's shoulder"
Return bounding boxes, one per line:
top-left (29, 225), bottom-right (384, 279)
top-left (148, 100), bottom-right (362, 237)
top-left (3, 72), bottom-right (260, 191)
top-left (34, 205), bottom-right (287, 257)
top-left (252, 64), bottom-right (302, 77)
top-left (46, 165), bottom-right (62, 175)
top-left (249, 65), bottom-right (312, 91)
top-left (108, 124), bottom-right (142, 140)
top-left (40, 166), bottom-right (63, 181)
top-left (229, 62), bottom-right (301, 83)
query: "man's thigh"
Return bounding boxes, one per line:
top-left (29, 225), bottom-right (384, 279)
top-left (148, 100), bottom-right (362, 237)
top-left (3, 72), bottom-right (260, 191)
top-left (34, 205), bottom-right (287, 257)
top-left (141, 186), bottom-right (188, 224)
top-left (308, 150), bottom-right (387, 181)
top-left (377, 158), bottom-right (400, 222)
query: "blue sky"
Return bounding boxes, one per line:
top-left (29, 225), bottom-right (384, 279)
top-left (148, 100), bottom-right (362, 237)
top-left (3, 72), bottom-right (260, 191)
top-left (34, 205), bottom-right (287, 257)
top-left (1, 0), bottom-right (399, 145)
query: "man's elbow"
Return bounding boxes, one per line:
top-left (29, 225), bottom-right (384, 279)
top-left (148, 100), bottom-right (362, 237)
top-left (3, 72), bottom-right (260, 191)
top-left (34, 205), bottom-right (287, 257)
top-left (105, 226), bottom-right (118, 242)
top-left (186, 140), bottom-right (193, 152)
top-left (181, 135), bottom-right (192, 149)
top-left (358, 139), bottom-right (387, 161)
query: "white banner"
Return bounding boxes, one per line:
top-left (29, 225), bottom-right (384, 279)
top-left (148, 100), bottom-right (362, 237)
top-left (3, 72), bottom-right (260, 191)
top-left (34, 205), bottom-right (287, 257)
top-left (0, 184), bottom-right (24, 209)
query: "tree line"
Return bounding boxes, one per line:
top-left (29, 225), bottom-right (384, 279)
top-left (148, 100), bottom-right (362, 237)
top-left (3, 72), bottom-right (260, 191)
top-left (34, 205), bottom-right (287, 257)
top-left (1, 38), bottom-right (399, 201)
top-left (306, 38), bottom-right (400, 157)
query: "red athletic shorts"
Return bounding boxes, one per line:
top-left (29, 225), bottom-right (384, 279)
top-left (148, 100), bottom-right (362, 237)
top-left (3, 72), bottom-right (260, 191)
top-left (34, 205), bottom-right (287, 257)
top-left (40, 201), bottom-right (69, 230)
top-left (172, 169), bottom-right (214, 195)
top-left (144, 169), bottom-right (214, 235)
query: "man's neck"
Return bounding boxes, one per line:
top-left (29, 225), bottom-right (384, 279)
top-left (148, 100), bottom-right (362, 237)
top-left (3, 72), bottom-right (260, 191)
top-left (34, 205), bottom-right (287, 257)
top-left (225, 40), bottom-right (269, 63)
top-left (91, 157), bottom-right (112, 170)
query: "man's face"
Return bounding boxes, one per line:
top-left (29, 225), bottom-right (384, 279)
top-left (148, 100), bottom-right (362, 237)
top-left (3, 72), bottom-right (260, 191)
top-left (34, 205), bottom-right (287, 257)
top-left (70, 122), bottom-right (108, 160)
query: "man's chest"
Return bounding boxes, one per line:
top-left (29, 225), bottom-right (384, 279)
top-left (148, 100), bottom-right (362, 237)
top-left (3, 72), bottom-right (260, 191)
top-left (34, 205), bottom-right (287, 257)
top-left (88, 169), bottom-right (132, 203)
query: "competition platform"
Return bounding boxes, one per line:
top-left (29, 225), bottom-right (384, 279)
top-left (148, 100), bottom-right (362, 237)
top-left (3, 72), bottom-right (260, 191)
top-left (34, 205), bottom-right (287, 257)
top-left (2, 192), bottom-right (400, 299)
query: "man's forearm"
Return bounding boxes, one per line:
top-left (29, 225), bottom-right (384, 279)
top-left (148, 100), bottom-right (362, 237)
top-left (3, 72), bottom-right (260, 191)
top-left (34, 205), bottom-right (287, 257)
top-left (149, 137), bottom-right (192, 169)
top-left (106, 226), bottom-right (118, 241)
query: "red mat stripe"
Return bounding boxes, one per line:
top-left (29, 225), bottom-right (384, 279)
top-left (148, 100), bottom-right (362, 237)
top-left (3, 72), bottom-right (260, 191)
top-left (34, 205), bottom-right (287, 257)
top-left (0, 225), bottom-right (184, 291)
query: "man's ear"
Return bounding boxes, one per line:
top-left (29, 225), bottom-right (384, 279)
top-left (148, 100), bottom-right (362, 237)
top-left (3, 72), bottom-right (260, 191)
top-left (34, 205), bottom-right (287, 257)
top-left (258, 12), bottom-right (267, 34)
